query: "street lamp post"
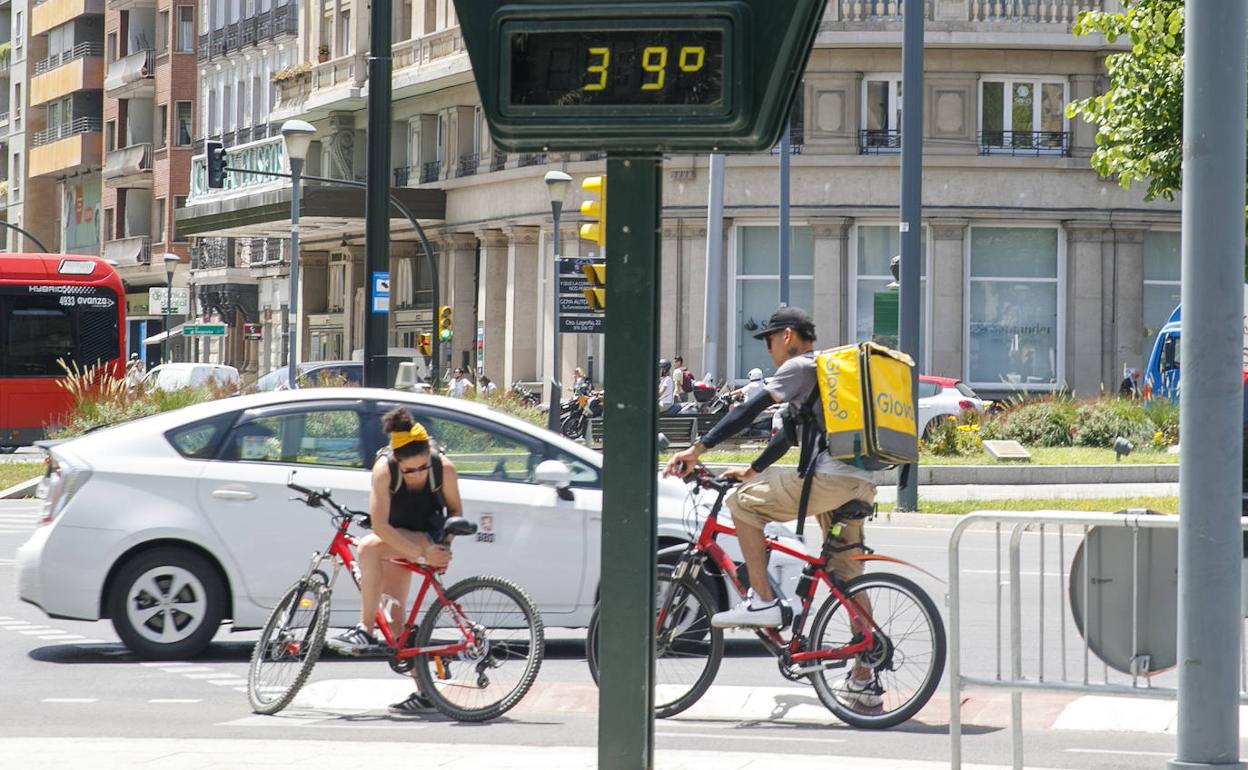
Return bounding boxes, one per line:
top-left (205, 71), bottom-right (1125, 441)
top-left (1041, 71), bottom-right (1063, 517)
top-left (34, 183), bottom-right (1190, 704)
top-left (544, 170), bottom-right (572, 433)
top-left (281, 120), bottom-right (317, 390)
top-left (162, 252), bottom-right (180, 364)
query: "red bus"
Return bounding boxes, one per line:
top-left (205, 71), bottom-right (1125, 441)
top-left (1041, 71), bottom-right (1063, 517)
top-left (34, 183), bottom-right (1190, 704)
top-left (0, 254), bottom-right (126, 450)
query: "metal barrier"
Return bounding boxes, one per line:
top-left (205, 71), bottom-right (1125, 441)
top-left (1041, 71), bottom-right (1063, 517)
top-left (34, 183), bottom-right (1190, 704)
top-left (947, 510), bottom-right (1248, 770)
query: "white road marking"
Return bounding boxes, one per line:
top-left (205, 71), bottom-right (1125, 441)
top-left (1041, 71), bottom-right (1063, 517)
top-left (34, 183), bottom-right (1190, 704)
top-left (158, 665), bottom-right (214, 673)
top-left (1065, 748), bottom-right (1172, 757)
top-left (42, 698), bottom-right (98, 704)
top-left (17, 627), bottom-right (55, 634)
top-left (37, 634), bottom-right (84, 640)
top-left (656, 730), bottom-right (846, 744)
top-left (206, 679), bottom-right (248, 686)
top-left (0, 620), bottom-right (32, 627)
top-left (184, 672), bottom-right (230, 680)
top-left (148, 699), bottom-right (203, 704)
top-left (964, 569), bottom-right (1064, 577)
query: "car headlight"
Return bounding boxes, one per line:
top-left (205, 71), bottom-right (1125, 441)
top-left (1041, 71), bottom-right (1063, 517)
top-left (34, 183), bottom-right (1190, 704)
top-left (38, 452), bottom-right (92, 525)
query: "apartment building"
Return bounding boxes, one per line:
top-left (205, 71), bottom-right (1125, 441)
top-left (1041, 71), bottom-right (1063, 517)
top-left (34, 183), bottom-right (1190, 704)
top-left (178, 0), bottom-right (1182, 397)
top-left (4, 0), bottom-right (58, 253)
top-left (100, 0), bottom-right (196, 361)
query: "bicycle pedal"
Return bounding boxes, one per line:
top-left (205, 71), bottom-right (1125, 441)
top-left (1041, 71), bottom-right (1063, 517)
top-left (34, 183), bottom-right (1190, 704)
top-left (779, 601), bottom-right (794, 626)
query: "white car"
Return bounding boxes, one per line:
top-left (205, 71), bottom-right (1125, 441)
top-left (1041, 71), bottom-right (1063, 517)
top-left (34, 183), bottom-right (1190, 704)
top-left (143, 363), bottom-right (240, 392)
top-left (17, 388), bottom-right (805, 659)
top-left (918, 375), bottom-right (988, 436)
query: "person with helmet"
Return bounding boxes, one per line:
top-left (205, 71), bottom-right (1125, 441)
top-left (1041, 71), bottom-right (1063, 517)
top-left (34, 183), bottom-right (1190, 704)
top-left (731, 367), bottom-right (766, 405)
top-left (657, 358), bottom-right (677, 414)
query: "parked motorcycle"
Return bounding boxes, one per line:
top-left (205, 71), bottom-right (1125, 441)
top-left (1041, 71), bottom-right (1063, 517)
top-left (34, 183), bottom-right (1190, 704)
top-left (511, 382), bottom-right (541, 407)
top-left (561, 390), bottom-right (604, 440)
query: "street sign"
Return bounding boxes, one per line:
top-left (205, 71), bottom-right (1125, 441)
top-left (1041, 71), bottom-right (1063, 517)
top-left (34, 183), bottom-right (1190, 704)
top-left (560, 314), bottom-right (605, 334)
top-left (457, 0), bottom-right (824, 153)
top-left (148, 287), bottom-right (190, 315)
top-left (372, 271), bottom-right (390, 314)
top-left (184, 322), bottom-right (227, 337)
top-left (558, 275), bottom-right (591, 295)
top-left (559, 294), bottom-right (594, 315)
top-left (243, 323), bottom-right (263, 341)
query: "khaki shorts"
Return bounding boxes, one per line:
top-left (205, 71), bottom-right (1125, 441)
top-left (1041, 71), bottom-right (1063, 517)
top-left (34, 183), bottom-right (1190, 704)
top-left (725, 466), bottom-right (876, 580)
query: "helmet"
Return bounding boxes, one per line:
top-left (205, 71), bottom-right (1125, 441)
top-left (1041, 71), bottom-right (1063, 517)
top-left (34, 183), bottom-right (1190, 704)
top-left (658, 358), bottom-right (671, 373)
top-left (748, 368), bottom-right (764, 382)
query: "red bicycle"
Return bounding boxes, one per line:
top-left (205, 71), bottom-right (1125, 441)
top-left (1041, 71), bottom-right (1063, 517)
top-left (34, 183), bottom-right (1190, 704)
top-left (587, 466), bottom-right (945, 728)
top-left (246, 476), bottom-right (544, 721)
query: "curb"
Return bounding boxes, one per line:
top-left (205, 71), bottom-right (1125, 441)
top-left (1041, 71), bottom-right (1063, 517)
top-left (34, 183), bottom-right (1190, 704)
top-left (699, 463), bottom-right (1178, 486)
top-left (0, 477), bottom-right (39, 500)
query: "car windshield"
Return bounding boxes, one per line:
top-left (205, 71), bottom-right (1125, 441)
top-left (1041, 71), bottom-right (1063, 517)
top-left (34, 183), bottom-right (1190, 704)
top-left (918, 381), bottom-right (939, 399)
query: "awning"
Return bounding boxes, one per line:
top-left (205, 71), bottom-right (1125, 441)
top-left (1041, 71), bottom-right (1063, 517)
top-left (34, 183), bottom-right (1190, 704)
top-left (143, 324), bottom-right (185, 346)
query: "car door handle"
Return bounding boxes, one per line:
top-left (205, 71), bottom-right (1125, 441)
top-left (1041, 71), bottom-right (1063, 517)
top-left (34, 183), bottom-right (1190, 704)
top-left (212, 488), bottom-right (257, 501)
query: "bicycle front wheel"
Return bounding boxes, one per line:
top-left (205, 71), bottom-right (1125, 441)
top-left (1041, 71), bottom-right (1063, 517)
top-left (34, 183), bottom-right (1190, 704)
top-left (806, 572), bottom-right (946, 729)
top-left (412, 576), bottom-right (545, 722)
top-left (586, 567), bottom-right (723, 719)
top-left (247, 579), bottom-right (332, 715)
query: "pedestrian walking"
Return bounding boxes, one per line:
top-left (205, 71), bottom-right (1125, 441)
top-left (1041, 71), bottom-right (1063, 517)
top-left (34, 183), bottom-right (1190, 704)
top-left (447, 368), bottom-right (471, 398)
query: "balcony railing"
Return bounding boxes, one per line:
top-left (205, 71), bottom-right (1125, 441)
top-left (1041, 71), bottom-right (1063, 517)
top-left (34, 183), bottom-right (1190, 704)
top-left (835, 0), bottom-right (934, 21)
top-left (102, 142), bottom-right (152, 181)
top-left (0, 112), bottom-right (9, 129)
top-left (970, 0), bottom-right (1103, 23)
top-left (979, 130), bottom-right (1071, 156)
top-left (103, 235), bottom-right (151, 266)
top-left (859, 129), bottom-right (902, 154)
top-left (104, 48), bottom-right (153, 92)
top-left (34, 41), bottom-right (104, 76)
top-left (518, 152), bottom-right (548, 168)
top-left (192, 238), bottom-right (236, 270)
top-left (197, 33), bottom-right (208, 62)
top-left (420, 160), bottom-right (441, 184)
top-left (457, 154), bottom-right (479, 178)
top-left (32, 116), bottom-right (103, 147)
top-left (770, 126), bottom-right (805, 155)
top-left (489, 150), bottom-right (508, 172)
top-left (265, 239), bottom-right (283, 264)
top-left (393, 166), bottom-right (411, 187)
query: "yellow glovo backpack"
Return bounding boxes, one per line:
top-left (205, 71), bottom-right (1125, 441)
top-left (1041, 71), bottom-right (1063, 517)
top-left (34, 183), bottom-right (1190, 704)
top-left (814, 342), bottom-right (918, 468)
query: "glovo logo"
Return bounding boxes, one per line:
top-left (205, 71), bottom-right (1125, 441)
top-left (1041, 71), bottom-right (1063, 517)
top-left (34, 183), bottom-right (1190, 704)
top-left (876, 392), bottom-right (915, 422)
top-left (821, 358), bottom-right (850, 420)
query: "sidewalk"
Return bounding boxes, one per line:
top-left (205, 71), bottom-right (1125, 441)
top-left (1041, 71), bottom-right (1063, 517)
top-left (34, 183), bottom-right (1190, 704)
top-left (0, 737), bottom-right (1032, 770)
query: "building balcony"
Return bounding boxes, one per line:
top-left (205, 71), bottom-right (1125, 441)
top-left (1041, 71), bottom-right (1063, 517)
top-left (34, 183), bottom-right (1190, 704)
top-left (31, 0), bottom-right (105, 38)
top-left (103, 141), bottom-right (152, 187)
top-left (29, 118), bottom-right (102, 177)
top-left (103, 234), bottom-right (151, 266)
top-left (859, 129), bottom-right (901, 154)
top-left (31, 44), bottom-right (104, 106)
top-left (198, 4), bottom-right (298, 64)
top-left (108, 0), bottom-right (155, 9)
top-left (104, 48), bottom-right (153, 98)
top-left (979, 130), bottom-right (1071, 157)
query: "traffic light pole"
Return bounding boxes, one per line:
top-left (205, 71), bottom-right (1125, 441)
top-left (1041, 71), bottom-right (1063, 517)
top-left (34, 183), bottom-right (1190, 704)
top-left (896, 0), bottom-right (924, 512)
top-left (598, 155), bottom-right (660, 770)
top-left (363, 0), bottom-right (393, 389)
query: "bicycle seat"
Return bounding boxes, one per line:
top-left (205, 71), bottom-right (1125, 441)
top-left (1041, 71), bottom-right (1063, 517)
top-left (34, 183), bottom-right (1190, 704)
top-left (442, 516), bottom-right (478, 537)
top-left (829, 499), bottom-right (875, 521)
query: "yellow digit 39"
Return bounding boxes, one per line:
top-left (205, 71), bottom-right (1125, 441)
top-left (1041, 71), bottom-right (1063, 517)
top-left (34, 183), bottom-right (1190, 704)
top-left (641, 46), bottom-right (668, 91)
top-left (584, 46), bottom-right (609, 92)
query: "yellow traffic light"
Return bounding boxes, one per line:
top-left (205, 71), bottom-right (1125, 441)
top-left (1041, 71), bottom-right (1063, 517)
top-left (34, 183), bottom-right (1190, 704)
top-left (438, 305), bottom-right (454, 341)
top-left (579, 175), bottom-right (607, 248)
top-left (417, 332), bottom-right (431, 356)
top-left (582, 263), bottom-right (606, 312)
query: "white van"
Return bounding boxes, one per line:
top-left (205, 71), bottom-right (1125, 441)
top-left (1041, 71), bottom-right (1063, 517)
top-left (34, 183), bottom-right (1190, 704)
top-left (142, 363), bottom-right (241, 392)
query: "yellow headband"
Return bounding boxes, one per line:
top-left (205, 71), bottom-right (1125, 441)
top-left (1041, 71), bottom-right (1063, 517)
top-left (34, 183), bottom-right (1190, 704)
top-left (390, 423), bottom-right (429, 450)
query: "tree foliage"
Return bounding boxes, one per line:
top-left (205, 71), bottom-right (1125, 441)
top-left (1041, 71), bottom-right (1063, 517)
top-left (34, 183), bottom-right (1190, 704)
top-left (1066, 0), bottom-right (1185, 201)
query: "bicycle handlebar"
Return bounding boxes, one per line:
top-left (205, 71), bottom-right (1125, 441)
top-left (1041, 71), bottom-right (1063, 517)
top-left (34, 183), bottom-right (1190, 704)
top-left (285, 472), bottom-right (370, 526)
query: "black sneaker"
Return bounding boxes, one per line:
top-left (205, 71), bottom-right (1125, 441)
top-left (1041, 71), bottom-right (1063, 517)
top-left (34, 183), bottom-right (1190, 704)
top-left (326, 623), bottom-right (386, 654)
top-left (389, 691), bottom-right (436, 714)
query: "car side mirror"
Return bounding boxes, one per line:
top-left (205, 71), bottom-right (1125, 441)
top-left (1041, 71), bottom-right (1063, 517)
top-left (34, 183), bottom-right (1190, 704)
top-left (536, 459), bottom-right (573, 489)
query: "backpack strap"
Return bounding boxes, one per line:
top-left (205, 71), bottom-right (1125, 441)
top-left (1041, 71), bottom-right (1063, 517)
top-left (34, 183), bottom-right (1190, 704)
top-left (426, 449), bottom-right (447, 513)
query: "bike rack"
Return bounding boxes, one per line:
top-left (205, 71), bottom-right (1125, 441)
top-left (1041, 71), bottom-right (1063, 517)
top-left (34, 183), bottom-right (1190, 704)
top-left (948, 510), bottom-right (1248, 770)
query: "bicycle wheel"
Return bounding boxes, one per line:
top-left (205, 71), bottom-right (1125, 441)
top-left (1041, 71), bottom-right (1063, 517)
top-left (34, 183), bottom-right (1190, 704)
top-left (806, 572), bottom-right (946, 729)
top-left (247, 579), bottom-right (332, 715)
top-left (586, 567), bottom-right (723, 719)
top-left (412, 576), bottom-right (544, 722)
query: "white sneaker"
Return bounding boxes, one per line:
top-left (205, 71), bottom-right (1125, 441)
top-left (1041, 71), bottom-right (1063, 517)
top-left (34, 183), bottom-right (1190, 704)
top-left (841, 675), bottom-right (884, 709)
top-left (710, 595), bottom-right (785, 628)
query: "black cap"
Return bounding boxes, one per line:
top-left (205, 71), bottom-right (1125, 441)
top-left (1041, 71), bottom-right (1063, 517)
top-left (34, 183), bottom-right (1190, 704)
top-left (752, 306), bottom-right (816, 340)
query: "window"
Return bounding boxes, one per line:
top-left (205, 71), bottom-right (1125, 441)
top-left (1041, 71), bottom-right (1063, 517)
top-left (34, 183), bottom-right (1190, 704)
top-left (394, 257), bottom-right (414, 309)
top-left (420, 414), bottom-right (540, 483)
top-left (222, 408), bottom-right (364, 467)
top-left (0, 294), bottom-right (119, 377)
top-left (155, 104), bottom-right (167, 150)
top-left (12, 84), bottom-right (20, 125)
top-left (15, 11), bottom-right (22, 49)
top-left (852, 224), bottom-right (928, 369)
top-left (154, 198), bottom-right (166, 244)
top-left (918, 381), bottom-right (939, 399)
top-left (175, 101), bottom-right (193, 146)
top-left (177, 7), bottom-right (195, 52)
top-left (165, 413), bottom-right (237, 459)
top-left (554, 450), bottom-right (600, 488)
top-left (328, 263), bottom-right (346, 311)
top-left (733, 225), bottom-right (814, 378)
top-left (157, 10), bottom-right (169, 52)
top-left (967, 227), bottom-right (1062, 388)
top-left (103, 208), bottom-right (114, 241)
top-left (340, 11), bottom-right (351, 55)
top-left (107, 32), bottom-right (118, 63)
top-left (980, 78), bottom-right (1068, 154)
top-left (104, 120), bottom-right (115, 152)
top-left (861, 76), bottom-right (901, 152)
top-left (1143, 231), bottom-right (1181, 340)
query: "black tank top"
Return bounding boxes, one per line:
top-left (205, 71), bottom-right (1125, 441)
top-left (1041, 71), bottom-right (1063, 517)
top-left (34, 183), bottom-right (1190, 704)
top-left (378, 448), bottom-right (446, 535)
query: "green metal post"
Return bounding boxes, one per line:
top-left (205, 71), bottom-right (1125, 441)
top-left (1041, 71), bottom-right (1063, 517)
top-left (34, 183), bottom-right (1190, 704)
top-left (597, 155), bottom-right (661, 770)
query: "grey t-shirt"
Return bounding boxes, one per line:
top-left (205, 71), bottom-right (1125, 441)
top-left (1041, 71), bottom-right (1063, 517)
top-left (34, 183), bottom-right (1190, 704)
top-left (765, 352), bottom-right (875, 481)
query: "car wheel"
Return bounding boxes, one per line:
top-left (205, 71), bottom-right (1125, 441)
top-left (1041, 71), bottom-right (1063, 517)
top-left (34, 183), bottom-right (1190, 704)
top-left (108, 547), bottom-right (226, 660)
top-left (922, 418), bottom-right (945, 439)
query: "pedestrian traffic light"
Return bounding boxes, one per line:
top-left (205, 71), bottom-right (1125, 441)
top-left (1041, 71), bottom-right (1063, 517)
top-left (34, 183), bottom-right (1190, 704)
top-left (417, 332), bottom-right (431, 356)
top-left (579, 176), bottom-right (606, 248)
top-left (438, 305), bottom-right (453, 341)
top-left (582, 263), bottom-right (606, 312)
top-left (206, 141), bottom-right (227, 189)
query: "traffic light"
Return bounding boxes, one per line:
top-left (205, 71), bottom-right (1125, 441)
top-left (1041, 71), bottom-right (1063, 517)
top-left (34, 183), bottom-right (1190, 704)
top-left (438, 305), bottom-right (453, 341)
top-left (206, 141), bottom-right (227, 189)
top-left (417, 333), bottom-right (431, 356)
top-left (582, 263), bottom-right (606, 312)
top-left (579, 175), bottom-right (607, 248)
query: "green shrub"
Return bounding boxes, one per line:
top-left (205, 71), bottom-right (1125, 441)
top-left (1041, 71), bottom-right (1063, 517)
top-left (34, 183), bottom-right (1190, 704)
top-left (980, 395), bottom-right (1077, 447)
top-left (1144, 398), bottom-right (1180, 446)
top-left (1071, 398), bottom-right (1154, 448)
top-left (922, 410), bottom-right (982, 457)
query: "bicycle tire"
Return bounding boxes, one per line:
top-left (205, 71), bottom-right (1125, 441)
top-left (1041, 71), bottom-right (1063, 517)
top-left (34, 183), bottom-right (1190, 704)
top-left (586, 567), bottom-right (723, 719)
top-left (247, 580), bottom-right (332, 715)
top-left (806, 572), bottom-right (946, 729)
top-left (412, 575), bottom-right (545, 722)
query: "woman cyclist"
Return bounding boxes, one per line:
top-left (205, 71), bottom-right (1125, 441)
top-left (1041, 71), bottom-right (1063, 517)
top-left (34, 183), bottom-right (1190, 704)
top-left (329, 406), bottom-right (464, 714)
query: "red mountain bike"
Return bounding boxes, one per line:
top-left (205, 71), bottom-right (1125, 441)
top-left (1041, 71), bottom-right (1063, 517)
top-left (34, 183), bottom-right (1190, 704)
top-left (245, 476), bottom-right (544, 722)
top-left (587, 466), bottom-right (945, 728)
